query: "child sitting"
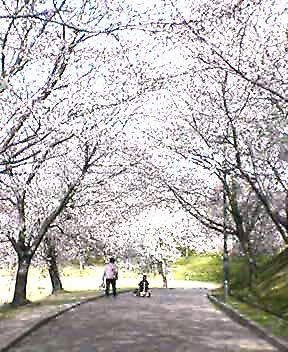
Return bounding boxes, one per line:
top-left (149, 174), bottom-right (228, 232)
top-left (134, 274), bottom-right (151, 297)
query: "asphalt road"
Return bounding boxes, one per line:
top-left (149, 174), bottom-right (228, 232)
top-left (8, 288), bottom-right (277, 352)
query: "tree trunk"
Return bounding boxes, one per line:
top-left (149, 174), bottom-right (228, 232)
top-left (79, 249), bottom-right (87, 272)
top-left (248, 238), bottom-right (256, 288)
top-left (248, 257), bottom-right (257, 288)
top-left (242, 240), bottom-right (256, 289)
top-left (12, 255), bottom-right (31, 306)
top-left (159, 261), bottom-right (168, 288)
top-left (45, 236), bottom-right (63, 293)
top-left (48, 258), bottom-right (63, 293)
top-left (79, 257), bottom-right (85, 272)
top-left (162, 272), bottom-right (168, 288)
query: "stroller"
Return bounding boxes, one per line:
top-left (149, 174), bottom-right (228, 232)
top-left (134, 275), bottom-right (151, 297)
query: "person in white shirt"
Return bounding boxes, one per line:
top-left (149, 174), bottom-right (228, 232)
top-left (102, 257), bottom-right (118, 296)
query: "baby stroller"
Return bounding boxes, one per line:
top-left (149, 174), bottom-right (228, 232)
top-left (139, 289), bottom-right (151, 297)
top-left (134, 275), bottom-right (151, 297)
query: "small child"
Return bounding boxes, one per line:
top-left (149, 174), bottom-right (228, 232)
top-left (134, 274), bottom-right (151, 297)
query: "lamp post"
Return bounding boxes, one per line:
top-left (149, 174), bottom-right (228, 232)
top-left (222, 131), bottom-right (229, 302)
top-left (223, 169), bottom-right (229, 302)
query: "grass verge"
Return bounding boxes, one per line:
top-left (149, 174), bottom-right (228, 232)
top-left (0, 290), bottom-right (100, 320)
top-left (172, 254), bottom-right (223, 282)
top-left (0, 287), bottom-right (133, 321)
top-left (227, 295), bottom-right (288, 340)
top-left (175, 251), bottom-right (288, 339)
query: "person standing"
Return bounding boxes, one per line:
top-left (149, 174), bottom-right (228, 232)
top-left (102, 257), bottom-right (118, 297)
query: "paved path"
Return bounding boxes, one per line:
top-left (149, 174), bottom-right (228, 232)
top-left (8, 288), bottom-right (277, 352)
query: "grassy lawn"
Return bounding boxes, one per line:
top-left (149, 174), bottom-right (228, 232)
top-left (172, 253), bottom-right (256, 286)
top-left (0, 265), bottom-right (106, 303)
top-left (0, 261), bottom-right (159, 322)
top-left (173, 251), bottom-right (288, 339)
top-left (0, 287), bottom-right (134, 321)
top-left (171, 254), bottom-right (223, 282)
top-left (0, 264), bottom-right (155, 305)
top-left (226, 250), bottom-right (288, 320)
top-left (227, 296), bottom-right (288, 339)
top-left (0, 261), bottom-right (138, 319)
top-left (0, 290), bottom-right (97, 319)
top-left (172, 253), bottom-right (271, 286)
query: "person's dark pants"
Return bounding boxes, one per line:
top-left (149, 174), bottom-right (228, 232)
top-left (106, 278), bottom-right (117, 296)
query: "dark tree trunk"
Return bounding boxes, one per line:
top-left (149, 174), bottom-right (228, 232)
top-left (48, 259), bottom-right (63, 293)
top-left (248, 256), bottom-right (257, 289)
top-left (45, 236), bottom-right (63, 293)
top-left (79, 257), bottom-right (85, 272)
top-left (158, 261), bottom-right (168, 288)
top-left (79, 248), bottom-right (88, 272)
top-left (12, 255), bottom-right (31, 306)
top-left (161, 272), bottom-right (168, 288)
top-left (242, 241), bottom-right (257, 289)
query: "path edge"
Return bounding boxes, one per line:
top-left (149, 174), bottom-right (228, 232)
top-left (0, 289), bottom-right (131, 352)
top-left (207, 293), bottom-right (288, 352)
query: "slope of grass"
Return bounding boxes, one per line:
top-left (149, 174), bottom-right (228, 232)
top-left (247, 248), bottom-right (288, 319)
top-left (228, 296), bottom-right (288, 339)
top-left (218, 249), bottom-right (288, 320)
top-left (172, 253), bottom-right (271, 286)
top-left (206, 248), bottom-right (288, 339)
top-left (172, 253), bottom-right (257, 286)
top-left (173, 251), bottom-right (288, 338)
top-left (172, 254), bottom-right (223, 282)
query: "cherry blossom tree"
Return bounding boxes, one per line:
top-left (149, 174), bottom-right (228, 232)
top-left (138, 0), bottom-right (288, 259)
top-left (1, 0), bottom-right (287, 304)
top-left (1, 0), bottom-right (189, 305)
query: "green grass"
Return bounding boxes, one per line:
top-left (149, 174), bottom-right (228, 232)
top-left (172, 253), bottom-right (256, 286)
top-left (33, 287), bottom-right (133, 306)
top-left (252, 249), bottom-right (288, 318)
top-left (206, 248), bottom-right (288, 340)
top-left (225, 249), bottom-right (288, 320)
top-left (0, 304), bottom-right (17, 319)
top-left (0, 287), bottom-right (134, 320)
top-left (172, 254), bottom-right (223, 282)
top-left (0, 264), bottom-right (105, 304)
top-left (0, 291), bottom-right (92, 319)
top-left (174, 250), bottom-right (288, 335)
top-left (33, 290), bottom-right (100, 306)
top-left (227, 296), bottom-right (288, 339)
top-left (172, 254), bottom-right (271, 288)
top-left (0, 263), bottom-right (151, 306)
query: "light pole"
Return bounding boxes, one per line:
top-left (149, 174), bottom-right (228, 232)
top-left (222, 131), bottom-right (229, 302)
top-left (223, 169), bottom-right (229, 301)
